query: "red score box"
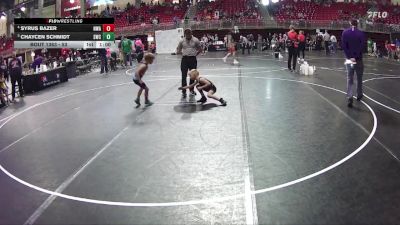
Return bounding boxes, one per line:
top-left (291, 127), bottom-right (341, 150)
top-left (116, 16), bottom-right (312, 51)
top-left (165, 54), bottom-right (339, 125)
top-left (102, 24), bottom-right (115, 32)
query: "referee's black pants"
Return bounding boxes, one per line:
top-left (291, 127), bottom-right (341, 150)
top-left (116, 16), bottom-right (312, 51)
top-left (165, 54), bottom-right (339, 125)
top-left (181, 56), bottom-right (197, 94)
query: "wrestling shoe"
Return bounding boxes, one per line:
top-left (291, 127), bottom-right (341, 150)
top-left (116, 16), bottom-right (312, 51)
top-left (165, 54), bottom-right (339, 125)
top-left (219, 98), bottom-right (227, 106)
top-left (134, 98), bottom-right (140, 106)
top-left (347, 98), bottom-right (353, 108)
top-left (197, 97), bottom-right (207, 104)
top-left (145, 100), bottom-right (153, 106)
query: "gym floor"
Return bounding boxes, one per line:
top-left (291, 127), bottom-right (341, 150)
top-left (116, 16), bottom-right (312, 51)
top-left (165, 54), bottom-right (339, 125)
top-left (0, 51), bottom-right (399, 225)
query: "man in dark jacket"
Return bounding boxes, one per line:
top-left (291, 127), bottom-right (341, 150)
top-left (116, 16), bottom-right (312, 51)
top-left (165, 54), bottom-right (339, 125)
top-left (8, 53), bottom-right (24, 101)
top-left (342, 19), bottom-right (365, 107)
top-left (98, 48), bottom-right (109, 74)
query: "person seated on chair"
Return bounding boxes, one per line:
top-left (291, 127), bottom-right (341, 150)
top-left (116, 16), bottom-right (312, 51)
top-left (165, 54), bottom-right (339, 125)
top-left (0, 72), bottom-right (9, 106)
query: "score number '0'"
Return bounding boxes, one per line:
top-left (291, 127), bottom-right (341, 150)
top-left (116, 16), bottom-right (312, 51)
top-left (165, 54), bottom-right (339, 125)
top-left (103, 24), bottom-right (115, 32)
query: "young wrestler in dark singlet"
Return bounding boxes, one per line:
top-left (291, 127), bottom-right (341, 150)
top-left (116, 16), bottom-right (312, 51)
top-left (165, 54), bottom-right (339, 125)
top-left (133, 53), bottom-right (155, 106)
top-left (179, 69), bottom-right (227, 106)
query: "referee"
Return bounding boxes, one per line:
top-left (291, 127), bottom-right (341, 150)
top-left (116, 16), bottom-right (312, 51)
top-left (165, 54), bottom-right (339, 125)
top-left (176, 29), bottom-right (202, 98)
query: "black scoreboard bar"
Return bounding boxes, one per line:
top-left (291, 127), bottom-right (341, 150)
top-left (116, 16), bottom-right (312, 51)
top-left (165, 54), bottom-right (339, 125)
top-left (14, 18), bottom-right (115, 49)
top-left (14, 18), bottom-right (114, 24)
top-left (15, 24), bottom-right (100, 32)
top-left (15, 33), bottom-right (103, 41)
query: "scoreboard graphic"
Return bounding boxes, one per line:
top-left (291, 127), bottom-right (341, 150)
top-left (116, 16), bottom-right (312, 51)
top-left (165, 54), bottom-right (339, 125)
top-left (14, 18), bottom-right (116, 49)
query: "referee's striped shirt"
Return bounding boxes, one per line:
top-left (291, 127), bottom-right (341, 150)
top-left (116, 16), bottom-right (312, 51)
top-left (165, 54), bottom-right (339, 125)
top-left (177, 37), bottom-right (201, 56)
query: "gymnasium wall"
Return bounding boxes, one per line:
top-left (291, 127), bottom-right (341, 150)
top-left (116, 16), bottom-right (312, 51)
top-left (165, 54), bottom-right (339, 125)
top-left (42, 5), bottom-right (56, 18)
top-left (106, 0), bottom-right (166, 9)
top-left (0, 18), bottom-right (7, 36)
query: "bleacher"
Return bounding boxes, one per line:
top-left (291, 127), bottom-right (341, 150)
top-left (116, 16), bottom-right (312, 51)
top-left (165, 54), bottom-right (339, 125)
top-left (273, 0), bottom-right (367, 22)
top-left (374, 4), bottom-right (400, 25)
top-left (114, 4), bottom-right (187, 27)
top-left (272, 0), bottom-right (399, 25)
top-left (196, 0), bottom-right (261, 21)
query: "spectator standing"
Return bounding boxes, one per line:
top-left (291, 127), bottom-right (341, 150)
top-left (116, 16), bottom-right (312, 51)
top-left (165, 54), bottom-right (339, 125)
top-left (323, 30), bottom-right (331, 55)
top-left (257, 34), bottom-right (263, 52)
top-left (373, 41), bottom-right (378, 57)
top-left (298, 30), bottom-right (306, 59)
top-left (385, 40), bottom-right (392, 59)
top-left (0, 57), bottom-right (8, 82)
top-left (271, 36), bottom-right (277, 49)
top-left (0, 57), bottom-right (8, 105)
top-left (307, 35), bottom-right (313, 52)
top-left (248, 34), bottom-right (255, 52)
top-left (240, 35), bottom-right (250, 55)
top-left (224, 35), bottom-right (228, 47)
top-left (8, 53), bottom-right (24, 101)
top-left (316, 33), bottom-right (323, 51)
top-left (287, 25), bottom-right (298, 72)
top-left (99, 48), bottom-right (109, 74)
top-left (201, 35), bottom-right (209, 54)
top-left (278, 34), bottom-right (284, 52)
top-left (149, 42), bottom-right (156, 54)
top-left (283, 33), bottom-right (288, 52)
top-left (121, 35), bottom-right (133, 67)
top-left (342, 19), bottom-right (366, 107)
top-left (330, 34), bottom-right (337, 54)
top-left (0, 72), bottom-right (7, 106)
top-left (367, 38), bottom-right (373, 55)
top-left (135, 39), bottom-right (145, 63)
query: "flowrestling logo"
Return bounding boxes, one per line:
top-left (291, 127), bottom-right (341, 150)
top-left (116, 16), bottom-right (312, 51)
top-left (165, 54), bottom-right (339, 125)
top-left (367, 11), bottom-right (389, 19)
top-left (41, 75), bottom-right (47, 83)
top-left (40, 73), bottom-right (61, 87)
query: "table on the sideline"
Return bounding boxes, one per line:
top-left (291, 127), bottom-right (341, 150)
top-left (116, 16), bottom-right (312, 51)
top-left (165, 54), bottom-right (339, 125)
top-left (23, 66), bottom-right (68, 94)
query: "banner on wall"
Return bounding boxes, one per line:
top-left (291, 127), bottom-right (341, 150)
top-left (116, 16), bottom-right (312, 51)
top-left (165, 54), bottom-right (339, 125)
top-left (87, 0), bottom-right (115, 6)
top-left (61, 0), bottom-right (91, 17)
top-left (61, 0), bottom-right (81, 17)
top-left (155, 28), bottom-right (183, 54)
